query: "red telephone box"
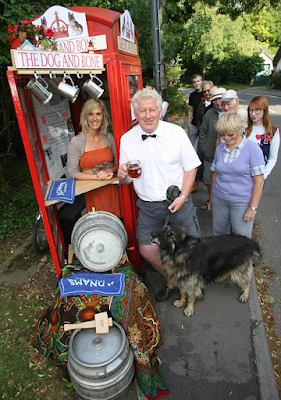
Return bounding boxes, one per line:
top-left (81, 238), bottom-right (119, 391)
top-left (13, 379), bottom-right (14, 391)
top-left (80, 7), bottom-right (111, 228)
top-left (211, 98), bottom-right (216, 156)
top-left (7, 6), bottom-right (142, 277)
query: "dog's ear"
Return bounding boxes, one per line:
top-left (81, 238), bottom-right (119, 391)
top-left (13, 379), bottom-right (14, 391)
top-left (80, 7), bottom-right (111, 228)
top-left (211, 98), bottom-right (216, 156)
top-left (174, 246), bottom-right (183, 258)
top-left (189, 237), bottom-right (201, 246)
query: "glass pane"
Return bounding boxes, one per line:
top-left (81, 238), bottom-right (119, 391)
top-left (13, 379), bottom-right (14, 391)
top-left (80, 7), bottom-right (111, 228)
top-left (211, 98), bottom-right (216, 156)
top-left (129, 76), bottom-right (138, 122)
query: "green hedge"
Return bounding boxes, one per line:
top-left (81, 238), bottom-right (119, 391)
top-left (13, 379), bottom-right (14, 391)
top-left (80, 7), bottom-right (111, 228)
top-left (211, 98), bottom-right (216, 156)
top-left (205, 54), bottom-right (264, 85)
top-left (268, 70), bottom-right (281, 90)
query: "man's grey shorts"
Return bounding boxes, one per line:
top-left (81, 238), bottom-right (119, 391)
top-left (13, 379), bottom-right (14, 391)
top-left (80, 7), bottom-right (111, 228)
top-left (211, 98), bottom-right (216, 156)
top-left (136, 197), bottom-right (201, 245)
top-left (203, 160), bottom-right (213, 186)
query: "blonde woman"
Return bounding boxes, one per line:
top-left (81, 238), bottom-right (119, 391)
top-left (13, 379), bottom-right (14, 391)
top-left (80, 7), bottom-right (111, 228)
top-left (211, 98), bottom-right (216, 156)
top-left (208, 112), bottom-right (265, 238)
top-left (67, 99), bottom-right (121, 216)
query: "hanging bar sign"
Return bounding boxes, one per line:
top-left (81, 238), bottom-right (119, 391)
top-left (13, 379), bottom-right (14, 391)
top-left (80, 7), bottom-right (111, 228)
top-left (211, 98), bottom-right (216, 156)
top-left (10, 49), bottom-right (104, 70)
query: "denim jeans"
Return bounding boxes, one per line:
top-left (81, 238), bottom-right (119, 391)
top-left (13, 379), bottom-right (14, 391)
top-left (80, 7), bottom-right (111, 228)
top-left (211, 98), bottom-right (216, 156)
top-left (212, 194), bottom-right (253, 238)
top-left (188, 124), bottom-right (198, 147)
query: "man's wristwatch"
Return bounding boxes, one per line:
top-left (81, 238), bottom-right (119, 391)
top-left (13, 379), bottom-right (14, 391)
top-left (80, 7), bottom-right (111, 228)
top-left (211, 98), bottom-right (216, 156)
top-left (249, 206), bottom-right (257, 211)
top-left (179, 194), bottom-right (188, 202)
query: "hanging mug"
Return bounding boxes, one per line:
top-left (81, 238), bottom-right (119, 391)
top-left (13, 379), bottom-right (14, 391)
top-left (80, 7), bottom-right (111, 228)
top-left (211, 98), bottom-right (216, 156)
top-left (83, 74), bottom-right (104, 99)
top-left (26, 75), bottom-right (53, 105)
top-left (58, 74), bottom-right (80, 103)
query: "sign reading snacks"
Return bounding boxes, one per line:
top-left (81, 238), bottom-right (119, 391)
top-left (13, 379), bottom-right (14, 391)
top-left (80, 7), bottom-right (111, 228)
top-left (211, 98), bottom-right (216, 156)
top-left (11, 50), bottom-right (103, 70)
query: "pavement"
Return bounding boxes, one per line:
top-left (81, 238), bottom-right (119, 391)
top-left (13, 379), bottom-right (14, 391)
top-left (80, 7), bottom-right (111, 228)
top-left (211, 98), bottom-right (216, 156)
top-left (137, 182), bottom-right (280, 400)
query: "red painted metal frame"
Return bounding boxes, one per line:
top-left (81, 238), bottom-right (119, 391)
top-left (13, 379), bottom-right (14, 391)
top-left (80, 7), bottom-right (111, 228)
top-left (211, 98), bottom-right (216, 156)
top-left (7, 6), bottom-right (143, 276)
top-left (7, 71), bottom-right (64, 277)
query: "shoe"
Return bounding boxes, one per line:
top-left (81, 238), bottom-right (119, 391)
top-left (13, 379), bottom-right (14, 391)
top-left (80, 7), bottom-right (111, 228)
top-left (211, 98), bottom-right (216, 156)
top-left (200, 200), bottom-right (210, 210)
top-left (191, 180), bottom-right (200, 193)
top-left (155, 286), bottom-right (175, 302)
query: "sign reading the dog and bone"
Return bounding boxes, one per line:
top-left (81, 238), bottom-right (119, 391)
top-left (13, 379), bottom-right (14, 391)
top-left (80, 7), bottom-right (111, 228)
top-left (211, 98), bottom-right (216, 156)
top-left (11, 49), bottom-right (103, 70)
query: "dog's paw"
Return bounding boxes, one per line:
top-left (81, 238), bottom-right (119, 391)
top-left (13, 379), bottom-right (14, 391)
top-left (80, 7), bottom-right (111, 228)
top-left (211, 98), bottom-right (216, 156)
top-left (239, 293), bottom-right (249, 303)
top-left (173, 299), bottom-right (184, 308)
top-left (184, 307), bottom-right (194, 317)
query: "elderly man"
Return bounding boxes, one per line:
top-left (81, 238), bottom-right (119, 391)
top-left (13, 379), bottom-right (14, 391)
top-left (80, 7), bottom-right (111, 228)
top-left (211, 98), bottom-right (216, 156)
top-left (196, 81), bottom-right (214, 129)
top-left (221, 89), bottom-right (247, 122)
top-left (191, 81), bottom-right (216, 193)
top-left (118, 86), bottom-right (201, 302)
top-left (198, 87), bottom-right (226, 210)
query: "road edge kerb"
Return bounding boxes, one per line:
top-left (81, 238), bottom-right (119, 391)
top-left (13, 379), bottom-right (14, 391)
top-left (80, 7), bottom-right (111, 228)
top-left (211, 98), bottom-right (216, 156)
top-left (250, 276), bottom-right (280, 400)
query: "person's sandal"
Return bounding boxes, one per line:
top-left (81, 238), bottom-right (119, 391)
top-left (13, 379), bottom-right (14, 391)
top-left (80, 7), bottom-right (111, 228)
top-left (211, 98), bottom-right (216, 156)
top-left (155, 286), bottom-right (175, 302)
top-left (200, 200), bottom-right (209, 210)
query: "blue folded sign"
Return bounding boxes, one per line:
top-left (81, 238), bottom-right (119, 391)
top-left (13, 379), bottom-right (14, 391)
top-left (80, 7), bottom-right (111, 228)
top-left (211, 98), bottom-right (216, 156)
top-left (59, 273), bottom-right (125, 299)
top-left (46, 179), bottom-right (76, 204)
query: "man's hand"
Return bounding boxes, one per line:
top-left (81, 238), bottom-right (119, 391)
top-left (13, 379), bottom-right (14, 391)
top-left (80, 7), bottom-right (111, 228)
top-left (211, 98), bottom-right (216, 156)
top-left (168, 196), bottom-right (185, 213)
top-left (117, 163), bottom-right (128, 180)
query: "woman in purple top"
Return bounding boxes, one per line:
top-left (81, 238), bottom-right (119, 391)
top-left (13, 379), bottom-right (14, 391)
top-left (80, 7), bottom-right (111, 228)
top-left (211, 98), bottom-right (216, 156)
top-left (208, 112), bottom-right (265, 238)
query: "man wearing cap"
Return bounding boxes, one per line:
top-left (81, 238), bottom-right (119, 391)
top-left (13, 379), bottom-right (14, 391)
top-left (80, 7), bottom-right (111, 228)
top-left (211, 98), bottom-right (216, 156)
top-left (221, 89), bottom-right (247, 122)
top-left (198, 87), bottom-right (226, 209)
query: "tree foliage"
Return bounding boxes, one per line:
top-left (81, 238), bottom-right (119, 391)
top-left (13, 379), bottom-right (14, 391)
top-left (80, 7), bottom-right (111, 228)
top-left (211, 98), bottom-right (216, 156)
top-left (180, 1), bottom-right (277, 83)
top-left (268, 71), bottom-right (281, 90)
top-left (243, 4), bottom-right (281, 51)
top-left (205, 53), bottom-right (264, 84)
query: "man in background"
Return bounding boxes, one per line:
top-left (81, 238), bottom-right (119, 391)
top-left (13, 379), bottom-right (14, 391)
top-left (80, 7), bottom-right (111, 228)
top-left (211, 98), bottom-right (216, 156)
top-left (191, 81), bottom-right (215, 193)
top-left (187, 74), bottom-right (204, 147)
top-left (221, 89), bottom-right (247, 122)
top-left (198, 87), bottom-right (226, 210)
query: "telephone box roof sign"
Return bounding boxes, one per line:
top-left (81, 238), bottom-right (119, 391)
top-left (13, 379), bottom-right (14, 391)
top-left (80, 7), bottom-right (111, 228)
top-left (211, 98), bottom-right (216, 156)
top-left (69, 6), bottom-right (139, 58)
top-left (33, 6), bottom-right (89, 41)
top-left (120, 10), bottom-right (135, 44)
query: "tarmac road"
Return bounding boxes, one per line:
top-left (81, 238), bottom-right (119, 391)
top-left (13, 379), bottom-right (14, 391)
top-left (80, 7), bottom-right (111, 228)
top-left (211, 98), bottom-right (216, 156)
top-left (228, 88), bottom-right (281, 337)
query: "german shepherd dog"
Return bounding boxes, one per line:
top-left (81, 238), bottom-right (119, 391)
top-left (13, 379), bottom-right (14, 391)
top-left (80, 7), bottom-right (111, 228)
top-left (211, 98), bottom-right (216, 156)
top-left (150, 225), bottom-right (261, 317)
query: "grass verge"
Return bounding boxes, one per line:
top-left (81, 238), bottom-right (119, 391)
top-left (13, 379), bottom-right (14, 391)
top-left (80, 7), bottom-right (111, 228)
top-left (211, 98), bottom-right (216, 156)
top-left (0, 154), bottom-right (38, 248)
top-left (0, 258), bottom-right (79, 400)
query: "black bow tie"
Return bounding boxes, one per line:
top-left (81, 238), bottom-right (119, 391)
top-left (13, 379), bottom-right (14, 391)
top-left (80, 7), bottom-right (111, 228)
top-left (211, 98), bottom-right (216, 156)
top-left (142, 134), bottom-right (157, 141)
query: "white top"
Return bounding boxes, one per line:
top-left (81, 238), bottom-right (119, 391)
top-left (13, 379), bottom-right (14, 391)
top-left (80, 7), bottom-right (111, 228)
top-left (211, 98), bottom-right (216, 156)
top-left (238, 108), bottom-right (248, 123)
top-left (247, 125), bottom-right (280, 179)
top-left (119, 120), bottom-right (201, 201)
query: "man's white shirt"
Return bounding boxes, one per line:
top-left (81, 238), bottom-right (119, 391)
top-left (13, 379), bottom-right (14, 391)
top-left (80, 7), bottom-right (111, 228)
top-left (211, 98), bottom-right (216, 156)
top-left (119, 120), bottom-right (201, 201)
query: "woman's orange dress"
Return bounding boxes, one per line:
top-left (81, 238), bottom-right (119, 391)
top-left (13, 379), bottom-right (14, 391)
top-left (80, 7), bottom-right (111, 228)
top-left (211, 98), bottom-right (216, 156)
top-left (79, 146), bottom-right (121, 217)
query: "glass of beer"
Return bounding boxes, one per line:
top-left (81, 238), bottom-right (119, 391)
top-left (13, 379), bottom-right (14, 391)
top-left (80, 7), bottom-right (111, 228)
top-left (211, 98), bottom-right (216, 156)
top-left (127, 160), bottom-right (142, 179)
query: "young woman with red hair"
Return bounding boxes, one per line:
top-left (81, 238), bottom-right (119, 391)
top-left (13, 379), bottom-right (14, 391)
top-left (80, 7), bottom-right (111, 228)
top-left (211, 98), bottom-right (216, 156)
top-left (246, 96), bottom-right (280, 179)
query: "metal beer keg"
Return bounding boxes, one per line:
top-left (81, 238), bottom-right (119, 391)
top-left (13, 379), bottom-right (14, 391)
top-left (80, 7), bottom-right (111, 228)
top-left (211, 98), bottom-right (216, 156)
top-left (67, 321), bottom-right (135, 400)
top-left (71, 211), bottom-right (127, 272)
